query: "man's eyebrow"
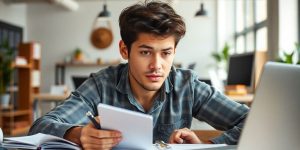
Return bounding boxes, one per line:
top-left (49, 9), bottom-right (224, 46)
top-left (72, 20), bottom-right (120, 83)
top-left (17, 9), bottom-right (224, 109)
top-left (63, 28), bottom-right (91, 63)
top-left (162, 47), bottom-right (173, 51)
top-left (138, 45), bottom-right (173, 51)
top-left (138, 45), bottom-right (153, 49)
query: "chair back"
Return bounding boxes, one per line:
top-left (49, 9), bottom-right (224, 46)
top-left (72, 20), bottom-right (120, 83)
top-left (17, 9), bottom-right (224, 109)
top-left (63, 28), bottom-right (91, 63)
top-left (72, 76), bottom-right (88, 89)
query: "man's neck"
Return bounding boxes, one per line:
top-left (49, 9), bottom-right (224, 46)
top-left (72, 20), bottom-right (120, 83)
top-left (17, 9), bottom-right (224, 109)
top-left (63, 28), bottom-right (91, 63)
top-left (131, 87), bottom-right (158, 112)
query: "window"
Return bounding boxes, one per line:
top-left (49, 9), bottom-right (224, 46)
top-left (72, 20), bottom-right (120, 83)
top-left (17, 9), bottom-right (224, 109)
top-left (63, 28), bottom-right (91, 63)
top-left (256, 27), bottom-right (268, 51)
top-left (299, 0), bottom-right (300, 42)
top-left (233, 0), bottom-right (267, 53)
top-left (246, 32), bottom-right (254, 52)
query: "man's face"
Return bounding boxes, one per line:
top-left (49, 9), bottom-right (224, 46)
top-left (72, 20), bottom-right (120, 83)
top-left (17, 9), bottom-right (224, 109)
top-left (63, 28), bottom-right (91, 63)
top-left (120, 33), bottom-right (176, 92)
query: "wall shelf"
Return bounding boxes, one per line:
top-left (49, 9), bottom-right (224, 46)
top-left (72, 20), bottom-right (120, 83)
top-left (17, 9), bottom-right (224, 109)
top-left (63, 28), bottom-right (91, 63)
top-left (1, 110), bottom-right (31, 117)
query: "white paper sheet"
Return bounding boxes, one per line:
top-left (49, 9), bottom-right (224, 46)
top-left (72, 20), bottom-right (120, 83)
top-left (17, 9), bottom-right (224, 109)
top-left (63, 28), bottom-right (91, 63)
top-left (98, 104), bottom-right (153, 150)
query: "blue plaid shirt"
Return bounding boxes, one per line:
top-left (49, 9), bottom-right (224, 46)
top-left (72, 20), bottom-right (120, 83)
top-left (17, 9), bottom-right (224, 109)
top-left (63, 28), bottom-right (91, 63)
top-left (29, 63), bottom-right (249, 144)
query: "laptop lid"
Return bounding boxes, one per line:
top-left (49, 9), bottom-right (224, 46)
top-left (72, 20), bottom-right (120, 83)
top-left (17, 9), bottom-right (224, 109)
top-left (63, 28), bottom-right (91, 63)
top-left (238, 62), bottom-right (300, 150)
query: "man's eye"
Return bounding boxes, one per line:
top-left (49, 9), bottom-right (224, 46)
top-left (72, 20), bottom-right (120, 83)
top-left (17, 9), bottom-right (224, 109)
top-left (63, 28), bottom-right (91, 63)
top-left (163, 51), bottom-right (172, 56)
top-left (141, 51), bottom-right (151, 55)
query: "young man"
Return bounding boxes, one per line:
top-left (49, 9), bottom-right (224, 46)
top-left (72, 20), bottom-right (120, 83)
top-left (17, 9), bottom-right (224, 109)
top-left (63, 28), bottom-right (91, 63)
top-left (29, 1), bottom-right (249, 149)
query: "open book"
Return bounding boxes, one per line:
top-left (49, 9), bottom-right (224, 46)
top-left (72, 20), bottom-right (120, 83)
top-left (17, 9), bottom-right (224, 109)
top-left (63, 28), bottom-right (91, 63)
top-left (0, 133), bottom-right (80, 150)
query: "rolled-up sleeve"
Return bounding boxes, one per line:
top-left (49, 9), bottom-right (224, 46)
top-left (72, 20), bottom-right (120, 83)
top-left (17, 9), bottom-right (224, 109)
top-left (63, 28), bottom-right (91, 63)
top-left (28, 77), bottom-right (101, 138)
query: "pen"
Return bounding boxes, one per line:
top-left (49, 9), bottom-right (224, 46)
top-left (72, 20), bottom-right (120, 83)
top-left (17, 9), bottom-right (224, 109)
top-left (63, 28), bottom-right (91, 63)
top-left (86, 111), bottom-right (102, 129)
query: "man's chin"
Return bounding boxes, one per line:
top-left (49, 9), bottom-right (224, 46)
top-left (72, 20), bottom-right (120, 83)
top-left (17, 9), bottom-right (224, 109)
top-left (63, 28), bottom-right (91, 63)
top-left (144, 83), bottom-right (164, 91)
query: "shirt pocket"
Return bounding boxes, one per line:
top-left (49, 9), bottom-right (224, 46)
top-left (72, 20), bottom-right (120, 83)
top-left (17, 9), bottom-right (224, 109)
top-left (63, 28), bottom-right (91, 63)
top-left (157, 119), bottom-right (188, 143)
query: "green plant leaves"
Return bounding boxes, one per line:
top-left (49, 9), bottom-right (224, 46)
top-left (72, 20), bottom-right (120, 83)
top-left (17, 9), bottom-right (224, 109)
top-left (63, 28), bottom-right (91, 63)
top-left (283, 51), bottom-right (294, 64)
top-left (279, 42), bottom-right (300, 64)
top-left (211, 43), bottom-right (229, 64)
top-left (0, 39), bottom-right (14, 94)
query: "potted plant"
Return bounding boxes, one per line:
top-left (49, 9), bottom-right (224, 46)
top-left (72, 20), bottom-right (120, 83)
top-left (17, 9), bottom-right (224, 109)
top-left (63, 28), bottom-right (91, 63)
top-left (0, 39), bottom-right (14, 108)
top-left (278, 42), bottom-right (300, 64)
top-left (73, 47), bottom-right (84, 62)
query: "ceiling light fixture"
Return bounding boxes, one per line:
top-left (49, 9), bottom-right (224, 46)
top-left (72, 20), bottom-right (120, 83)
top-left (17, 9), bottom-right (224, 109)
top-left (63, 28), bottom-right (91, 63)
top-left (195, 2), bottom-right (207, 17)
top-left (98, 0), bottom-right (110, 17)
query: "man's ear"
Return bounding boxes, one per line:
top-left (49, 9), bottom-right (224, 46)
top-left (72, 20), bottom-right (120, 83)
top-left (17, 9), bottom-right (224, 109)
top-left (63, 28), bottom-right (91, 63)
top-left (119, 40), bottom-right (128, 60)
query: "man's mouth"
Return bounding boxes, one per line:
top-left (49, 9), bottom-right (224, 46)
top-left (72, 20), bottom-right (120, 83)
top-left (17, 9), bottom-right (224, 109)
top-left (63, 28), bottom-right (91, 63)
top-left (146, 74), bottom-right (163, 82)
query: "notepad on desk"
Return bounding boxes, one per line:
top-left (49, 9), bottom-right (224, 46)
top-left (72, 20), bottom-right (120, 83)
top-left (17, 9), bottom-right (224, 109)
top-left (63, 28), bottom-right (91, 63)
top-left (98, 103), bottom-right (153, 150)
top-left (0, 133), bottom-right (80, 150)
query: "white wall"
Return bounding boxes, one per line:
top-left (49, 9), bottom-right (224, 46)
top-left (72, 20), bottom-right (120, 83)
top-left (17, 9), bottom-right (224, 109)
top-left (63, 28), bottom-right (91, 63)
top-left (173, 0), bottom-right (217, 77)
top-left (0, 2), bottom-right (27, 41)
top-left (13, 0), bottom-right (216, 92)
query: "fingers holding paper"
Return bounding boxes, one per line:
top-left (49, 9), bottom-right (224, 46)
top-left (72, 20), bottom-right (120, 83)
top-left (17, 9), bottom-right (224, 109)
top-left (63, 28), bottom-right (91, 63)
top-left (80, 117), bottom-right (122, 150)
top-left (168, 128), bottom-right (202, 144)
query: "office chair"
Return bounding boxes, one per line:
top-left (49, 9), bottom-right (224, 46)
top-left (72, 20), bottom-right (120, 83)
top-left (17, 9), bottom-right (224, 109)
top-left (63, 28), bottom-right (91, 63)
top-left (72, 76), bottom-right (88, 89)
top-left (198, 78), bottom-right (212, 86)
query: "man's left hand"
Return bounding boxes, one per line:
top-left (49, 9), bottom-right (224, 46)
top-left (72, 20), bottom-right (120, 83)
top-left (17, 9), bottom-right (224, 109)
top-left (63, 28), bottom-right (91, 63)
top-left (168, 128), bottom-right (202, 144)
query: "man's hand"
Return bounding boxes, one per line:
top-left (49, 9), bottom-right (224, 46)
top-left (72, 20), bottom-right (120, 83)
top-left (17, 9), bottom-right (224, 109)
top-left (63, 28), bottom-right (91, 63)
top-left (64, 117), bottom-right (122, 150)
top-left (168, 128), bottom-right (202, 144)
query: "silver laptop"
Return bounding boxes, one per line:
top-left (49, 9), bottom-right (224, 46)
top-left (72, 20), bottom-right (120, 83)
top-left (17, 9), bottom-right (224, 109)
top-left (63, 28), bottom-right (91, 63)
top-left (237, 62), bottom-right (300, 150)
top-left (203, 62), bottom-right (300, 150)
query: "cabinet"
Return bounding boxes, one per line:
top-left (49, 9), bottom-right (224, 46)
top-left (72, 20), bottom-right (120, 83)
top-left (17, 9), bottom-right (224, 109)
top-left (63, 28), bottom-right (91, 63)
top-left (0, 42), bottom-right (41, 136)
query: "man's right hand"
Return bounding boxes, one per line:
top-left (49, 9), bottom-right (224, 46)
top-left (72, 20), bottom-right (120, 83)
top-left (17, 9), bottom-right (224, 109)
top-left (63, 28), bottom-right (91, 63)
top-left (64, 117), bottom-right (122, 150)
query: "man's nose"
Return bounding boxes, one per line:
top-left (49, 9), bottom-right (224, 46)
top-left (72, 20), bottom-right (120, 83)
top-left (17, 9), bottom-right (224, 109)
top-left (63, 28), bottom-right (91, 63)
top-left (149, 54), bottom-right (162, 70)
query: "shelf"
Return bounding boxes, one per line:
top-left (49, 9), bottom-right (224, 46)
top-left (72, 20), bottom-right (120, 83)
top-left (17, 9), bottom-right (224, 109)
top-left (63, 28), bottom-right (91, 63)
top-left (12, 63), bottom-right (32, 69)
top-left (1, 42), bottom-right (40, 136)
top-left (0, 105), bottom-right (13, 110)
top-left (2, 109), bottom-right (31, 117)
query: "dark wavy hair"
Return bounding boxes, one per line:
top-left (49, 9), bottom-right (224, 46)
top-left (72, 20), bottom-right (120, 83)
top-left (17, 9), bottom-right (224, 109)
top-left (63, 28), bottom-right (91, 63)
top-left (119, 0), bottom-right (186, 52)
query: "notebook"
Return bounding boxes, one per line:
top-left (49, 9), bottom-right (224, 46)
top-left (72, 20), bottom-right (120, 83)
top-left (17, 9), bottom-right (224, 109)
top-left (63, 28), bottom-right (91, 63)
top-left (0, 133), bottom-right (80, 150)
top-left (237, 62), bottom-right (300, 150)
top-left (97, 103), bottom-right (153, 150)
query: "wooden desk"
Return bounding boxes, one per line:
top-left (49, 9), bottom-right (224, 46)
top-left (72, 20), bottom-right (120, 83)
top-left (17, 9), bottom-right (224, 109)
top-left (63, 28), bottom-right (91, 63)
top-left (33, 93), bottom-right (70, 120)
top-left (193, 130), bottom-right (223, 143)
top-left (227, 94), bottom-right (254, 106)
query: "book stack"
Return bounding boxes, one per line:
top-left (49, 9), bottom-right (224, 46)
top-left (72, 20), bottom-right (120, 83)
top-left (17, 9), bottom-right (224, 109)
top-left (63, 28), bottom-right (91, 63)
top-left (225, 84), bottom-right (248, 96)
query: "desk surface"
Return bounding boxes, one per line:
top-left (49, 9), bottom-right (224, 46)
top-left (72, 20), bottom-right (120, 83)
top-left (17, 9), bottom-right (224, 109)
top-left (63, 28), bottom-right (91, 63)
top-left (227, 94), bottom-right (254, 105)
